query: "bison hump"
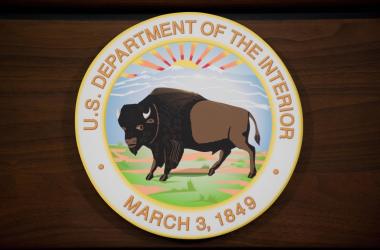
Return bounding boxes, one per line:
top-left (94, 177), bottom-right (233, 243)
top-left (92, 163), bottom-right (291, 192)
top-left (146, 88), bottom-right (205, 112)
top-left (150, 88), bottom-right (199, 96)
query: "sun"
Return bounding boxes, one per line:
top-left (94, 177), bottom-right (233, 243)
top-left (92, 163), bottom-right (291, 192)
top-left (121, 43), bottom-right (241, 78)
top-left (173, 60), bottom-right (198, 69)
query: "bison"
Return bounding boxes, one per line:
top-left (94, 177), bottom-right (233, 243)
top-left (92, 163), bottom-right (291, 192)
top-left (118, 88), bottom-right (260, 181)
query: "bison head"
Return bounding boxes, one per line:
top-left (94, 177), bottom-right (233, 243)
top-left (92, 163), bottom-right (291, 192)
top-left (118, 103), bottom-right (157, 155)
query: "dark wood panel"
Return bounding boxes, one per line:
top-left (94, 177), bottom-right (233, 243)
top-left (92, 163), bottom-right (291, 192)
top-left (0, 17), bottom-right (379, 247)
top-left (1, 0), bottom-right (379, 13)
top-left (2, 0), bottom-right (378, 8)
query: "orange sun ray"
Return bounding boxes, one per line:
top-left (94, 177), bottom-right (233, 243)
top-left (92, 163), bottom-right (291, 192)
top-left (121, 73), bottom-right (138, 78)
top-left (202, 51), bottom-right (228, 69)
top-left (165, 46), bottom-right (177, 63)
top-left (151, 50), bottom-right (171, 66)
top-left (189, 43), bottom-right (197, 61)
top-left (135, 59), bottom-right (165, 71)
top-left (179, 44), bottom-right (184, 60)
top-left (219, 60), bottom-right (242, 70)
top-left (195, 45), bottom-right (213, 65)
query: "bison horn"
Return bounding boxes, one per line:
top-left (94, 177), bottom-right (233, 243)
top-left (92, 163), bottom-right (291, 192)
top-left (116, 109), bottom-right (120, 119)
top-left (143, 107), bottom-right (151, 119)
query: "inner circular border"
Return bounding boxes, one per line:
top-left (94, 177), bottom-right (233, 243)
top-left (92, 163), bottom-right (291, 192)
top-left (75, 12), bottom-right (303, 239)
top-left (104, 38), bottom-right (275, 211)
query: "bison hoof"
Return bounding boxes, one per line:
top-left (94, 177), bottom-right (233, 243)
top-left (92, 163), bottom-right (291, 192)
top-left (159, 174), bottom-right (168, 181)
top-left (208, 168), bottom-right (216, 176)
top-left (248, 171), bottom-right (256, 178)
top-left (146, 173), bottom-right (154, 181)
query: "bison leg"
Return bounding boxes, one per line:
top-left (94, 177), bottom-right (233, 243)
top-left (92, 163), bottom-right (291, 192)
top-left (159, 166), bottom-right (171, 182)
top-left (208, 148), bottom-right (231, 176)
top-left (146, 149), bottom-right (164, 181)
top-left (238, 142), bottom-right (256, 178)
top-left (160, 140), bottom-right (184, 181)
top-left (230, 131), bottom-right (257, 178)
top-left (146, 161), bottom-right (158, 181)
top-left (246, 145), bottom-right (257, 178)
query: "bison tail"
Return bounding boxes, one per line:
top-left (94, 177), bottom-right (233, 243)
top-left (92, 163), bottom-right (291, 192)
top-left (249, 112), bottom-right (260, 145)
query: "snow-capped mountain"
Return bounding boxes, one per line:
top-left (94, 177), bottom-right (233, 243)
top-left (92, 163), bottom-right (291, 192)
top-left (112, 66), bottom-right (269, 111)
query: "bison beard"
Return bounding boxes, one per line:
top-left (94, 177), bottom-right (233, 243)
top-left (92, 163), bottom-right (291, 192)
top-left (118, 88), bottom-right (261, 181)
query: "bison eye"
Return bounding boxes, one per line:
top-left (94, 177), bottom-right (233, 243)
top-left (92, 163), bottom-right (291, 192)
top-left (136, 124), bottom-right (144, 131)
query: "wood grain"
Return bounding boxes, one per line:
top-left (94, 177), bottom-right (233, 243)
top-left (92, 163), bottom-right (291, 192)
top-left (0, 17), bottom-right (379, 248)
top-left (1, 0), bottom-right (379, 13)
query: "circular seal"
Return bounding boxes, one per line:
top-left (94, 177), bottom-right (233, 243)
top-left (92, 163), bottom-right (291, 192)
top-left (75, 12), bottom-right (303, 239)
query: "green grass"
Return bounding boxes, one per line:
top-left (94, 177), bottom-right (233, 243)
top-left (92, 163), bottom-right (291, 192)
top-left (232, 159), bottom-right (246, 168)
top-left (118, 161), bottom-right (148, 170)
top-left (111, 145), bottom-right (266, 207)
top-left (196, 157), bottom-right (207, 161)
top-left (201, 164), bottom-right (210, 169)
top-left (256, 155), bottom-right (266, 161)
